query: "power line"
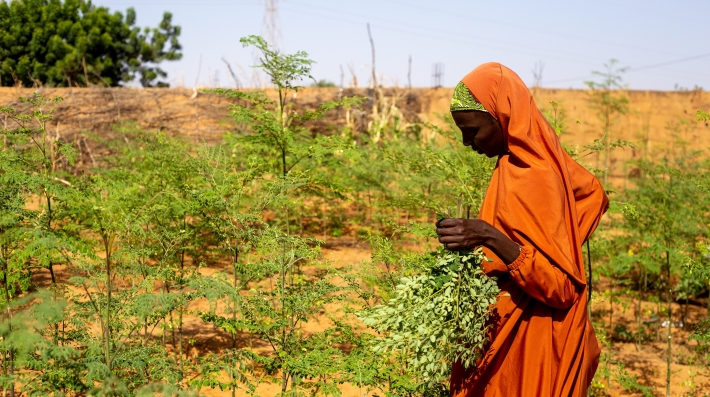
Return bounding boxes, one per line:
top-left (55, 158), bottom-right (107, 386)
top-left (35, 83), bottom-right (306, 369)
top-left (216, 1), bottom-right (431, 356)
top-left (285, 0), bottom-right (710, 80)
top-left (280, 2), bottom-right (600, 67)
top-left (287, 0), bottom-right (604, 63)
top-left (98, 0), bottom-right (710, 88)
top-left (282, 4), bottom-right (710, 86)
top-left (379, 0), bottom-right (686, 59)
top-left (628, 53), bottom-right (710, 72)
top-left (283, 0), bottom-right (710, 87)
top-left (545, 53), bottom-right (710, 85)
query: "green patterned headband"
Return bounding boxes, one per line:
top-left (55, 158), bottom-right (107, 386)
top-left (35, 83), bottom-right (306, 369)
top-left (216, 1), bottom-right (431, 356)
top-left (450, 82), bottom-right (487, 113)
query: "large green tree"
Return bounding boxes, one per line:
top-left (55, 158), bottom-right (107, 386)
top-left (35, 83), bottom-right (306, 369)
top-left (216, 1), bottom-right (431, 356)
top-left (0, 0), bottom-right (182, 87)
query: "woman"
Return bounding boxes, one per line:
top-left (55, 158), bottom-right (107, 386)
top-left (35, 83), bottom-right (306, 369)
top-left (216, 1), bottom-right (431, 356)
top-left (436, 63), bottom-right (608, 396)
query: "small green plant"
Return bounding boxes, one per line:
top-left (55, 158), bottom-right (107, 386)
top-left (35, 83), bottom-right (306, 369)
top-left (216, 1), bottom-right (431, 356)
top-left (585, 59), bottom-right (632, 186)
top-left (613, 362), bottom-right (654, 397)
top-left (545, 100), bottom-right (569, 137)
top-left (311, 79), bottom-right (337, 88)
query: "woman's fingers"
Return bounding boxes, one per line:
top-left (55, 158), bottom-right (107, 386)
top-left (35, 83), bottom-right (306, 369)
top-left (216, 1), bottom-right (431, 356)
top-left (439, 235), bottom-right (484, 248)
top-left (436, 218), bottom-right (463, 228)
top-left (436, 219), bottom-right (482, 236)
top-left (444, 243), bottom-right (464, 250)
top-left (436, 218), bottom-right (469, 236)
top-left (438, 235), bottom-right (462, 244)
top-left (436, 226), bottom-right (464, 236)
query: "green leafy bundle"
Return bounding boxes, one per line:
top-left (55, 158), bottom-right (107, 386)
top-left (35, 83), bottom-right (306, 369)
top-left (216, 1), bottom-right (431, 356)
top-left (359, 247), bottom-right (499, 386)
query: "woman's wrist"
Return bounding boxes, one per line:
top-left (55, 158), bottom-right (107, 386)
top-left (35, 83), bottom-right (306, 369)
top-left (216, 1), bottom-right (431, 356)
top-left (485, 230), bottom-right (522, 266)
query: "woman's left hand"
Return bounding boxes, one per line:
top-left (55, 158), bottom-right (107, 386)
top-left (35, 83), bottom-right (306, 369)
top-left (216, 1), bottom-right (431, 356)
top-left (436, 218), bottom-right (521, 265)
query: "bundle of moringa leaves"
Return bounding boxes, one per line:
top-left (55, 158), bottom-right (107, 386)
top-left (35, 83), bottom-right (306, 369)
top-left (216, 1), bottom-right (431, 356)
top-left (359, 246), bottom-right (500, 386)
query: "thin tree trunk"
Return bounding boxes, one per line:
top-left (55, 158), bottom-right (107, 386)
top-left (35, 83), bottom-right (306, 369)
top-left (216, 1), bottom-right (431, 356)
top-left (179, 229), bottom-right (187, 383)
top-left (45, 191), bottom-right (61, 345)
top-left (291, 374), bottom-right (299, 396)
top-left (281, 372), bottom-right (289, 394)
top-left (604, 107), bottom-right (611, 188)
top-left (225, 160), bottom-right (243, 389)
top-left (665, 251), bottom-right (672, 397)
top-left (636, 268), bottom-right (647, 351)
top-left (280, 211), bottom-right (289, 394)
top-left (7, 350), bottom-right (13, 397)
top-left (608, 284), bottom-right (613, 388)
top-left (3, 267), bottom-right (15, 397)
top-left (322, 200), bottom-right (327, 244)
top-left (103, 235), bottom-right (112, 371)
top-left (608, 286), bottom-right (614, 339)
top-left (232, 249), bottom-right (239, 397)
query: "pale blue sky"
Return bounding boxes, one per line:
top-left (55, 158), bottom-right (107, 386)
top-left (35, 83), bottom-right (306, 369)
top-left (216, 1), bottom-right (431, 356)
top-left (96, 0), bottom-right (710, 90)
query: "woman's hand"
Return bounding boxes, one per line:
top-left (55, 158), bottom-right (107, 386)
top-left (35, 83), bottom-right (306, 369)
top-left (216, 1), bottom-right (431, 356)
top-left (435, 218), bottom-right (521, 265)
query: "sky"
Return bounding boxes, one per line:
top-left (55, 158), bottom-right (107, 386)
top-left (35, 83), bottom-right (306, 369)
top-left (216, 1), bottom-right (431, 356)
top-left (95, 0), bottom-right (710, 90)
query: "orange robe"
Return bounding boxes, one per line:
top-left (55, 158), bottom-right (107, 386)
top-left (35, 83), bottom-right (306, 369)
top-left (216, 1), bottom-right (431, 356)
top-left (450, 63), bottom-right (609, 397)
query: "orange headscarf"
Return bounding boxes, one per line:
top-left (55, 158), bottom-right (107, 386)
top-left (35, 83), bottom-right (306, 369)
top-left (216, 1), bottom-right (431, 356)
top-left (451, 63), bottom-right (608, 396)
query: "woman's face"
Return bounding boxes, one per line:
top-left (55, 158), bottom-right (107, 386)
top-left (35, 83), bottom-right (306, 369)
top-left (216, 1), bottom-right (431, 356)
top-left (452, 110), bottom-right (505, 158)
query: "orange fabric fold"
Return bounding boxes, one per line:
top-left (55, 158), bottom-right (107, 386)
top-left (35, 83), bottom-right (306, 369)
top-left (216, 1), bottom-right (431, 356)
top-left (450, 63), bottom-right (608, 397)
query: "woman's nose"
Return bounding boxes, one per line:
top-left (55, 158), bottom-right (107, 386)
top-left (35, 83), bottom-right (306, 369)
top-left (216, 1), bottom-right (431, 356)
top-left (462, 134), bottom-right (473, 146)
